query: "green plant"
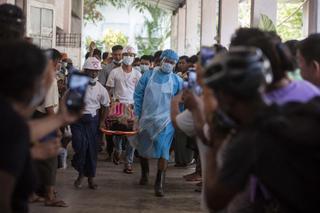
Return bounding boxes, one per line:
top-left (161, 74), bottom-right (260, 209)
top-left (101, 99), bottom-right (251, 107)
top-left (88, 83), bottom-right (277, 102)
top-left (84, 36), bottom-right (104, 50)
top-left (277, 1), bottom-right (303, 41)
top-left (135, 5), bottom-right (171, 55)
top-left (84, 0), bottom-right (170, 56)
top-left (257, 1), bottom-right (303, 41)
top-left (103, 29), bottom-right (128, 51)
top-left (84, 0), bottom-right (149, 23)
top-left (258, 14), bottom-right (277, 32)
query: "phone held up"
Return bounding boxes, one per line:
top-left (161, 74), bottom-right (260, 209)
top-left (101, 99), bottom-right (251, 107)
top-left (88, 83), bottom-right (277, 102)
top-left (66, 72), bottom-right (90, 113)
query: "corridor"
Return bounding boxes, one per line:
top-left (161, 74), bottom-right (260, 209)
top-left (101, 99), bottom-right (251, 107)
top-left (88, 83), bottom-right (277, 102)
top-left (30, 155), bottom-right (202, 213)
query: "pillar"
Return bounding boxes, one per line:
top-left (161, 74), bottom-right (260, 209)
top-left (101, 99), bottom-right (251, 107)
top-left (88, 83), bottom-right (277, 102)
top-left (171, 13), bottom-right (178, 52)
top-left (251, 0), bottom-right (277, 27)
top-left (185, 0), bottom-right (200, 56)
top-left (200, 0), bottom-right (217, 46)
top-left (303, 0), bottom-right (320, 36)
top-left (177, 6), bottom-right (186, 55)
top-left (220, 0), bottom-right (238, 47)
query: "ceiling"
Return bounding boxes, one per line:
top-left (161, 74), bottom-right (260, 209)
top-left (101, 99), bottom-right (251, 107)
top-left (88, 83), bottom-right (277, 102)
top-left (147, 0), bottom-right (185, 11)
top-left (146, 0), bottom-right (304, 12)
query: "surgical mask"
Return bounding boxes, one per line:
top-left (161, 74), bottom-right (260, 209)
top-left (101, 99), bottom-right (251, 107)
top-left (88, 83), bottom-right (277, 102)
top-left (140, 65), bottom-right (150, 73)
top-left (161, 62), bottom-right (174, 74)
top-left (123, 56), bottom-right (134, 66)
top-left (113, 59), bottom-right (122, 65)
top-left (90, 77), bottom-right (98, 86)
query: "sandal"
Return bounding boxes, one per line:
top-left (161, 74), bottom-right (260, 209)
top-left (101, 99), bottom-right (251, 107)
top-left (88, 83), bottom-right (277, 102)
top-left (123, 165), bottom-right (133, 174)
top-left (45, 199), bottom-right (68, 207)
top-left (112, 152), bottom-right (121, 165)
top-left (88, 178), bottom-right (98, 190)
top-left (185, 174), bottom-right (202, 182)
top-left (29, 195), bottom-right (45, 203)
top-left (183, 172), bottom-right (197, 179)
top-left (88, 182), bottom-right (98, 190)
top-left (74, 178), bottom-right (83, 189)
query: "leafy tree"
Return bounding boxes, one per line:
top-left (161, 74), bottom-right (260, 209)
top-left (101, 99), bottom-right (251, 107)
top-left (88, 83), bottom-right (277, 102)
top-left (277, 2), bottom-right (303, 41)
top-left (84, 36), bottom-right (104, 50)
top-left (84, 0), bottom-right (170, 55)
top-left (84, 0), bottom-right (149, 23)
top-left (135, 5), bottom-right (171, 55)
top-left (103, 29), bottom-right (128, 51)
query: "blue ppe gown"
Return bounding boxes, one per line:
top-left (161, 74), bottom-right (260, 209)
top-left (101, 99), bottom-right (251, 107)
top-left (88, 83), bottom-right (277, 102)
top-left (134, 68), bottom-right (182, 160)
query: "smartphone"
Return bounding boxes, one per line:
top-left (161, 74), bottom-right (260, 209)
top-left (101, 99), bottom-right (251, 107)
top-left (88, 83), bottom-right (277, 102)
top-left (200, 46), bottom-right (215, 67)
top-left (66, 72), bottom-right (90, 112)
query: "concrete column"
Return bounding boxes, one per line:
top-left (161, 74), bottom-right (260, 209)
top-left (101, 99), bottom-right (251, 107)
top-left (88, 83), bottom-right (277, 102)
top-left (63, 0), bottom-right (72, 33)
top-left (251, 0), bottom-right (277, 27)
top-left (303, 0), bottom-right (320, 36)
top-left (177, 6), bottom-right (186, 55)
top-left (185, 0), bottom-right (200, 56)
top-left (220, 0), bottom-right (238, 47)
top-left (200, 0), bottom-right (217, 46)
top-left (171, 13), bottom-right (178, 52)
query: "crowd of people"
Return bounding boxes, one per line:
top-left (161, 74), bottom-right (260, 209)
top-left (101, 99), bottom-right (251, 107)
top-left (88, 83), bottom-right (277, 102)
top-left (2, 2), bottom-right (320, 213)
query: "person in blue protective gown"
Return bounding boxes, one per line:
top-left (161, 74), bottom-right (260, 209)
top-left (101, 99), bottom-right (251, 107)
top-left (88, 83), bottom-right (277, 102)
top-left (134, 49), bottom-right (183, 197)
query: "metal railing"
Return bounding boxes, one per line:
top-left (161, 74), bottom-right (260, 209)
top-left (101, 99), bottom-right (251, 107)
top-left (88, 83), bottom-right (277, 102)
top-left (56, 33), bottom-right (81, 48)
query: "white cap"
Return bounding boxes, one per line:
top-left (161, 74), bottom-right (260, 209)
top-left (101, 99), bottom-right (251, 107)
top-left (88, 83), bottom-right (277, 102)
top-left (123, 46), bottom-right (137, 54)
top-left (83, 57), bottom-right (102, 70)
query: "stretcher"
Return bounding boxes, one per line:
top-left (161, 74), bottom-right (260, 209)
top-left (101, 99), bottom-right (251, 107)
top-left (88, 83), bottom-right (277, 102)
top-left (100, 128), bottom-right (137, 136)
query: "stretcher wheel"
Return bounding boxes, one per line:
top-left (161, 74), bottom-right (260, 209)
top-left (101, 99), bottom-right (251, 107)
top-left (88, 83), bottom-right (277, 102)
top-left (100, 128), bottom-right (138, 136)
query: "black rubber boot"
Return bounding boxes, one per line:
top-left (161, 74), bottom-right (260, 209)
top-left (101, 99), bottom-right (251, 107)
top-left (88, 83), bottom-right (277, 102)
top-left (154, 170), bottom-right (165, 197)
top-left (139, 158), bottom-right (149, 185)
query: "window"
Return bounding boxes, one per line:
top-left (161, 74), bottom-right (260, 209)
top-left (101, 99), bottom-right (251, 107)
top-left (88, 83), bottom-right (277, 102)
top-left (30, 6), bottom-right (53, 48)
top-left (239, 0), bottom-right (251, 27)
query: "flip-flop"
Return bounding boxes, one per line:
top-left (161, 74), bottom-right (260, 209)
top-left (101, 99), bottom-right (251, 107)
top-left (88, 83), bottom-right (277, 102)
top-left (186, 175), bottom-right (202, 182)
top-left (183, 172), bottom-right (197, 179)
top-left (74, 179), bottom-right (83, 189)
top-left (45, 200), bottom-right (68, 207)
top-left (29, 196), bottom-right (45, 203)
top-left (123, 168), bottom-right (133, 174)
top-left (88, 182), bottom-right (98, 190)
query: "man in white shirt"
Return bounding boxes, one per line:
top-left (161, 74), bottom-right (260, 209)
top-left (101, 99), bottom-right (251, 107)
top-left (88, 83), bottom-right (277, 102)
top-left (72, 57), bottom-right (110, 190)
top-left (98, 45), bottom-right (123, 160)
top-left (34, 48), bottom-right (68, 207)
top-left (106, 46), bottom-right (142, 173)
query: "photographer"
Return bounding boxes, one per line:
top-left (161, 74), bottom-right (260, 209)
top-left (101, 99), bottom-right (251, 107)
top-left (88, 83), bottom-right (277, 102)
top-left (0, 40), bottom-right (81, 213)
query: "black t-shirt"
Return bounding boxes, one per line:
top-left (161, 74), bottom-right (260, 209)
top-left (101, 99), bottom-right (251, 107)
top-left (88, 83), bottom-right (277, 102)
top-left (0, 98), bottom-right (34, 213)
top-left (217, 102), bottom-right (320, 212)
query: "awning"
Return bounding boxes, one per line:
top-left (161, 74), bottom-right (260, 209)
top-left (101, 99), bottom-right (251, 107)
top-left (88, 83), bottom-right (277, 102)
top-left (147, 0), bottom-right (185, 11)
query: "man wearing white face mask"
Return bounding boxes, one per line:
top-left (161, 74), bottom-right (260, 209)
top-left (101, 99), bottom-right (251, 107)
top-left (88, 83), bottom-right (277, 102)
top-left (140, 55), bottom-right (153, 74)
top-left (72, 57), bottom-right (110, 190)
top-left (134, 49), bottom-right (183, 197)
top-left (98, 45), bottom-right (123, 86)
top-left (106, 46), bottom-right (142, 173)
